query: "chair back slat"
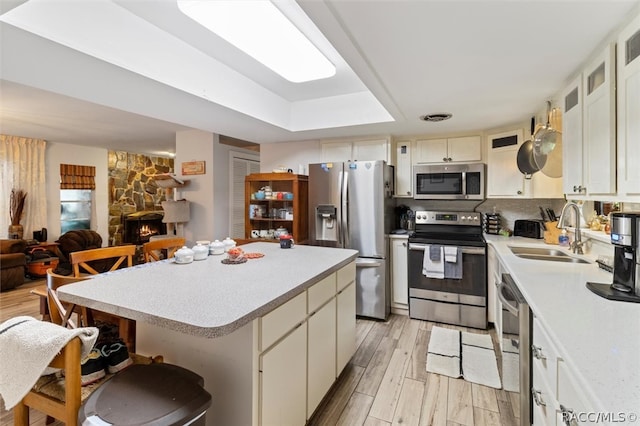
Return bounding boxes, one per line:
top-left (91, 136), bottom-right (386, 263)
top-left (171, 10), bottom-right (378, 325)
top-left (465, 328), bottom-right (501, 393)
top-left (142, 237), bottom-right (186, 262)
top-left (46, 268), bottom-right (90, 328)
top-left (70, 245), bottom-right (135, 277)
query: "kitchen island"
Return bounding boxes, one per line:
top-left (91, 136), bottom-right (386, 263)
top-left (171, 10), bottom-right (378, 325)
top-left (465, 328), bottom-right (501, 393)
top-left (486, 235), bottom-right (640, 424)
top-left (58, 242), bottom-right (358, 426)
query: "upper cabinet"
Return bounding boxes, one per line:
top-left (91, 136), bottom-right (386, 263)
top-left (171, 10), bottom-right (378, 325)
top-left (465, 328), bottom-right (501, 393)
top-left (583, 43), bottom-right (617, 196)
top-left (486, 128), bottom-right (563, 199)
top-left (617, 13), bottom-right (640, 197)
top-left (561, 75), bottom-right (584, 195)
top-left (393, 140), bottom-right (413, 198)
top-left (414, 136), bottom-right (481, 164)
top-left (321, 138), bottom-right (391, 163)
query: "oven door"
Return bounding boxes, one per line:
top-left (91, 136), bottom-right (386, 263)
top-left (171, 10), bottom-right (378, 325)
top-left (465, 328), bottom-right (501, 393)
top-left (408, 243), bottom-right (486, 298)
top-left (407, 242), bottom-right (487, 328)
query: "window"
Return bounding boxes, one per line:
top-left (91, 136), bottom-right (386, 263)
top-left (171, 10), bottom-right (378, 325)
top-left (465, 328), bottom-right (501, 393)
top-left (60, 189), bottom-right (92, 233)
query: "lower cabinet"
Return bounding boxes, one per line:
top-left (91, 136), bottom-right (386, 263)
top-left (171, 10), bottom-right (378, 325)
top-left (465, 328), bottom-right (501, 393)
top-left (260, 324), bottom-right (307, 426)
top-left (258, 261), bottom-right (356, 425)
top-left (336, 281), bottom-right (356, 375)
top-left (390, 237), bottom-right (409, 310)
top-left (307, 298), bottom-right (337, 418)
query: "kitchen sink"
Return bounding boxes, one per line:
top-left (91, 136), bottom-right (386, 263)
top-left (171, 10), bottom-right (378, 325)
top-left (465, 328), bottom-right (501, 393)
top-left (508, 246), bottom-right (591, 264)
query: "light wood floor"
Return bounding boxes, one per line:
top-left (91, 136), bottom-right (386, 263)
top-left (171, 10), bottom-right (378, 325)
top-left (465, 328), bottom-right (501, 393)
top-left (0, 280), bottom-right (519, 426)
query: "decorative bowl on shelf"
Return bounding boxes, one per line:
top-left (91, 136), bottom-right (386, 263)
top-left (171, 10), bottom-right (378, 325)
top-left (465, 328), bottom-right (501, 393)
top-left (255, 191), bottom-right (265, 200)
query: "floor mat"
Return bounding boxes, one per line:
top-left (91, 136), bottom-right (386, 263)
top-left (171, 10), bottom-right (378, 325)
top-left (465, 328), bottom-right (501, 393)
top-left (426, 326), bottom-right (502, 389)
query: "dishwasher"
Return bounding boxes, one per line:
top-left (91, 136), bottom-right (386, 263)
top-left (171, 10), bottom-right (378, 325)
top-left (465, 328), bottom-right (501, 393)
top-left (497, 273), bottom-right (532, 425)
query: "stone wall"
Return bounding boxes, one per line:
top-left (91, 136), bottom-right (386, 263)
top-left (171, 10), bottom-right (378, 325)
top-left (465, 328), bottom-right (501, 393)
top-left (108, 151), bottom-right (174, 245)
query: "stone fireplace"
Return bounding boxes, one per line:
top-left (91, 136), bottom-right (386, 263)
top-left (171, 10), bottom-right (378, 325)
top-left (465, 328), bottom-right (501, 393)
top-left (108, 151), bottom-right (174, 246)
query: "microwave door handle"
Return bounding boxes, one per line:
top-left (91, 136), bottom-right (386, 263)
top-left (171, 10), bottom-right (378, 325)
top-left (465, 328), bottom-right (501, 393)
top-left (342, 170), bottom-right (349, 248)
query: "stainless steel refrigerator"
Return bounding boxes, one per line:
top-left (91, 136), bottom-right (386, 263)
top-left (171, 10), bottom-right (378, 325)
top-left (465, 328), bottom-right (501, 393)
top-left (308, 160), bottom-right (394, 320)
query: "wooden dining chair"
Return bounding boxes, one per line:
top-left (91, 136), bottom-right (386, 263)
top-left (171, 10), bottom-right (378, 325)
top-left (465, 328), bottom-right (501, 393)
top-left (69, 245), bottom-right (136, 277)
top-left (13, 292), bottom-right (163, 426)
top-left (142, 237), bottom-right (186, 262)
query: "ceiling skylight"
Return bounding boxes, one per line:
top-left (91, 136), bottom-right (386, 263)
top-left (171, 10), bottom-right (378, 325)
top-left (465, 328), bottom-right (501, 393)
top-left (177, 0), bottom-right (336, 83)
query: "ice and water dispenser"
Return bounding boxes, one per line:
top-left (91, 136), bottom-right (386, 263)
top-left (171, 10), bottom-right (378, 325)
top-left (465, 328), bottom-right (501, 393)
top-left (315, 205), bottom-right (338, 242)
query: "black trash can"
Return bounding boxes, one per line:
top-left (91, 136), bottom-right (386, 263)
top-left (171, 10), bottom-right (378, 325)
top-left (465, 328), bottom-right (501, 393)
top-left (78, 363), bottom-right (212, 426)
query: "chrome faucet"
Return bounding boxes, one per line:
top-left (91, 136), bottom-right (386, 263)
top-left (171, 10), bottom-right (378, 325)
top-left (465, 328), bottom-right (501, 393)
top-left (557, 202), bottom-right (584, 254)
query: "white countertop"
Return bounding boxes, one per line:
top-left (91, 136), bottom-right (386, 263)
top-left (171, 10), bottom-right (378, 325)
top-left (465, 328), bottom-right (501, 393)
top-left (485, 235), bottom-right (640, 415)
top-left (57, 243), bottom-right (358, 338)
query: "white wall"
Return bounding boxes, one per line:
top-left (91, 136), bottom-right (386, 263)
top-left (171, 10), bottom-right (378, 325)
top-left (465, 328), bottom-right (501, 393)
top-left (46, 142), bottom-right (109, 244)
top-left (259, 139), bottom-right (321, 173)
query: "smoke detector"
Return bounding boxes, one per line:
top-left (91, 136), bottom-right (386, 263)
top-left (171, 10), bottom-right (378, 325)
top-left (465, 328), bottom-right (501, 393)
top-left (420, 113), bottom-right (452, 122)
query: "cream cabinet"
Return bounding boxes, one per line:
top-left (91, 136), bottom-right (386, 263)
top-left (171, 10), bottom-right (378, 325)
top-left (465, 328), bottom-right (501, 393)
top-left (390, 237), bottom-right (408, 311)
top-left (582, 43), bottom-right (617, 196)
top-left (414, 135), bottom-right (481, 164)
top-left (617, 13), bottom-right (640, 198)
top-left (487, 128), bottom-right (563, 199)
top-left (307, 298), bottom-right (337, 418)
top-left (260, 324), bottom-right (307, 426)
top-left (487, 129), bottom-right (525, 197)
top-left (393, 140), bottom-right (413, 197)
top-left (562, 75), bottom-right (585, 195)
top-left (258, 261), bottom-right (356, 424)
top-left (321, 138), bottom-right (390, 163)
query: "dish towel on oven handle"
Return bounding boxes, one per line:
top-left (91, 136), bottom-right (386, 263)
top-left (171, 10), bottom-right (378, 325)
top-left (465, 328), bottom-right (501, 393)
top-left (444, 246), bottom-right (463, 279)
top-left (423, 245), bottom-right (444, 279)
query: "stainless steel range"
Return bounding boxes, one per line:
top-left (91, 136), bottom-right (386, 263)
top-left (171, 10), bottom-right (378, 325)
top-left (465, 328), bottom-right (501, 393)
top-left (408, 210), bottom-right (487, 329)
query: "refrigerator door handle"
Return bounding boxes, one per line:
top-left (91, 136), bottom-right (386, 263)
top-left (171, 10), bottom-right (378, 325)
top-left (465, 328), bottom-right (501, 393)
top-left (356, 258), bottom-right (383, 268)
top-left (342, 170), bottom-right (349, 248)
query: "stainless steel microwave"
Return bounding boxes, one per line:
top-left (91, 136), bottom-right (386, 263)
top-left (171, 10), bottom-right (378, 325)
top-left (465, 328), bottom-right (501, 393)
top-left (413, 163), bottom-right (485, 200)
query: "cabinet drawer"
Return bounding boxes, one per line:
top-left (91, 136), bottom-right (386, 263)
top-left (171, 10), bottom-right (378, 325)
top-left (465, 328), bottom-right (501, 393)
top-left (308, 274), bottom-right (336, 313)
top-left (532, 361), bottom-right (558, 426)
top-left (260, 292), bottom-right (307, 351)
top-left (533, 317), bottom-right (560, 391)
top-left (337, 261), bottom-right (356, 292)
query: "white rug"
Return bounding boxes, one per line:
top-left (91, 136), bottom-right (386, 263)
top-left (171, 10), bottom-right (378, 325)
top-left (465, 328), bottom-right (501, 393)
top-left (426, 326), bottom-right (502, 389)
top-left (501, 337), bottom-right (520, 392)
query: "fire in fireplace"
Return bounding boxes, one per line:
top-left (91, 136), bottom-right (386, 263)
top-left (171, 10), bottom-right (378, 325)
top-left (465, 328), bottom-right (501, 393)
top-left (123, 211), bottom-right (166, 245)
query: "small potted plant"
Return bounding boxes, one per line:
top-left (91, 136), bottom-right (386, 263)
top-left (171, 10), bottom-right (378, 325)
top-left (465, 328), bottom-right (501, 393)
top-left (9, 189), bottom-right (27, 239)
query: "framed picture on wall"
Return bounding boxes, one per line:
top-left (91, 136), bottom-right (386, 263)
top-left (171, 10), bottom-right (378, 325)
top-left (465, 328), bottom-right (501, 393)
top-left (182, 161), bottom-right (206, 175)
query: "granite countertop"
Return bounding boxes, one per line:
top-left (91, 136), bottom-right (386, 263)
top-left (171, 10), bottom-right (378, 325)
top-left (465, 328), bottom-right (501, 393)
top-left (57, 243), bottom-right (358, 339)
top-left (485, 235), bottom-right (640, 415)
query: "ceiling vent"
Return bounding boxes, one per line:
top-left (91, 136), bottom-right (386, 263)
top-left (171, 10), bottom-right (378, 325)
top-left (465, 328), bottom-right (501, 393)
top-left (420, 113), bottom-right (452, 122)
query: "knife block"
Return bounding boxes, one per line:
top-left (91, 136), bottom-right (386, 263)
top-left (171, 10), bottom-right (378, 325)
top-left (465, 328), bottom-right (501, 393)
top-left (543, 221), bottom-right (561, 244)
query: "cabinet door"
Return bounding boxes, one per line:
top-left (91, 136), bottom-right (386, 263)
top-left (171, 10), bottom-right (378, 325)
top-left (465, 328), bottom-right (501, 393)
top-left (415, 138), bottom-right (448, 163)
top-left (562, 75), bottom-right (585, 195)
top-left (336, 280), bottom-right (356, 376)
top-left (583, 43), bottom-right (616, 195)
top-left (447, 136), bottom-right (482, 162)
top-left (391, 238), bottom-right (408, 307)
top-left (307, 298), bottom-right (336, 418)
top-left (352, 139), bottom-right (390, 162)
top-left (557, 361), bottom-right (592, 425)
top-left (260, 324), bottom-right (307, 426)
top-left (322, 142), bottom-right (352, 163)
top-left (617, 13), bottom-right (640, 196)
top-left (487, 129), bottom-right (524, 197)
top-left (394, 141), bottom-right (413, 197)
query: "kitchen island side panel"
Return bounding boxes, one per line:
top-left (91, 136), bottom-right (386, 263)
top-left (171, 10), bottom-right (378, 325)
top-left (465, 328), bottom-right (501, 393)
top-left (136, 320), bottom-right (256, 426)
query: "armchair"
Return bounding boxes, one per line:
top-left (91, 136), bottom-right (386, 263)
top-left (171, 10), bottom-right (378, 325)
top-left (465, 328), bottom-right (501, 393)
top-left (0, 239), bottom-right (27, 291)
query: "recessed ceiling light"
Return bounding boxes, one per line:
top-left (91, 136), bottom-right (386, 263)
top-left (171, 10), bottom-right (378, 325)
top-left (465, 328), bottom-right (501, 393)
top-left (420, 113), bottom-right (453, 122)
top-left (177, 0), bottom-right (336, 83)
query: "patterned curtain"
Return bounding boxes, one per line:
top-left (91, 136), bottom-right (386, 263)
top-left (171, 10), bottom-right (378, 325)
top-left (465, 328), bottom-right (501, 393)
top-left (60, 164), bottom-right (96, 189)
top-left (0, 135), bottom-right (48, 239)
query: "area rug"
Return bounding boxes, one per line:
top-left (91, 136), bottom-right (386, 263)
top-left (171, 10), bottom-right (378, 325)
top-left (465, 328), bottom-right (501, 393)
top-left (501, 337), bottom-right (520, 392)
top-left (426, 326), bottom-right (502, 389)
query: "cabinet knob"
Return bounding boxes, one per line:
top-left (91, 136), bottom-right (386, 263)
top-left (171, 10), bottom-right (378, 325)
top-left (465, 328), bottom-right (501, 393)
top-left (406, 191), bottom-right (411, 195)
top-left (532, 388), bottom-right (546, 407)
top-left (532, 344), bottom-right (546, 360)
top-left (402, 242), bottom-right (407, 247)
top-left (447, 157), bottom-right (452, 162)
top-left (442, 157), bottom-right (448, 162)
top-left (517, 190), bottom-right (523, 195)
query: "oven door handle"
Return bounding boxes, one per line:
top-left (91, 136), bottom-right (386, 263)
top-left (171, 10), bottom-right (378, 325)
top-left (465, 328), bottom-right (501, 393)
top-left (408, 243), bottom-right (485, 255)
top-left (497, 281), bottom-right (519, 316)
